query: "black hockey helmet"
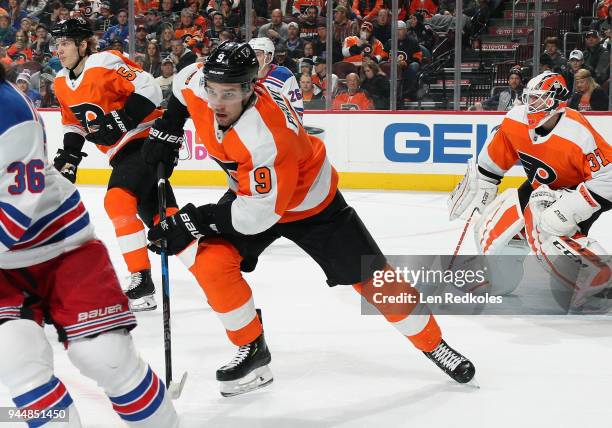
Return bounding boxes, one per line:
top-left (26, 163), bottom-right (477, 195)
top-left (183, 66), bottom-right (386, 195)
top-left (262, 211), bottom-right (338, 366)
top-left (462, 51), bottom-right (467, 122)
top-left (203, 41), bottom-right (259, 85)
top-left (51, 18), bottom-right (94, 41)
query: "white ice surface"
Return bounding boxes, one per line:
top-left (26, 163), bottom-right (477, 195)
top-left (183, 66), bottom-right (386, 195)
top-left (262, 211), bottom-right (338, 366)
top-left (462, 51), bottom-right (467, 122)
top-left (2, 187), bottom-right (612, 428)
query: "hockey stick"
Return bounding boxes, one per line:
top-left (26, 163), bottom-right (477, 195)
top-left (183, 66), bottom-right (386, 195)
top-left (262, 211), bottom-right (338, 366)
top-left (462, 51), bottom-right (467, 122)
top-left (446, 207), bottom-right (477, 271)
top-left (157, 163), bottom-right (188, 399)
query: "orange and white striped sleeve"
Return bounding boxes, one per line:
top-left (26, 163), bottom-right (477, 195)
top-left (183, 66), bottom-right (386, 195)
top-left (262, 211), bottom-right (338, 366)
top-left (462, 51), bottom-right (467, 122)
top-left (477, 116), bottom-right (518, 182)
top-left (213, 108), bottom-right (299, 236)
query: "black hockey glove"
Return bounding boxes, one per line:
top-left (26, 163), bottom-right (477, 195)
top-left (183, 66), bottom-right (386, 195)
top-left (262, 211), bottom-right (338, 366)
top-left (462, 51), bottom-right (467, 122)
top-left (53, 148), bottom-right (88, 184)
top-left (86, 109), bottom-right (135, 146)
top-left (141, 118), bottom-right (185, 178)
top-left (147, 203), bottom-right (218, 255)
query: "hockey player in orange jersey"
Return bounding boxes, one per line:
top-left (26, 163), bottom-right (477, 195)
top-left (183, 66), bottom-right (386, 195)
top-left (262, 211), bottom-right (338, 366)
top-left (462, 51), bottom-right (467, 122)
top-left (51, 18), bottom-right (179, 312)
top-left (449, 71), bottom-right (612, 310)
top-left (142, 41), bottom-right (476, 397)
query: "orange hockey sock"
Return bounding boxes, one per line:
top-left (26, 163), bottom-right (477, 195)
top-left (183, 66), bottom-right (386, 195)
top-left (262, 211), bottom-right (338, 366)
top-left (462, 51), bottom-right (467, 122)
top-left (104, 187), bottom-right (150, 273)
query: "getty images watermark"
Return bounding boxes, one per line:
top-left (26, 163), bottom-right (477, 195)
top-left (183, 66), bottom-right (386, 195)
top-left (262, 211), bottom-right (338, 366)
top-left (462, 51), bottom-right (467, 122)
top-left (359, 255), bottom-right (612, 315)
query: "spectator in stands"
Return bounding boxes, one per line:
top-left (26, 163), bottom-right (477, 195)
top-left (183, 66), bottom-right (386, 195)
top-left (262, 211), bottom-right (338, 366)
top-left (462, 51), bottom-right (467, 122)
top-left (144, 8), bottom-right (163, 38)
top-left (175, 8), bottom-right (204, 42)
top-left (217, 0), bottom-right (240, 28)
top-left (474, 66), bottom-right (524, 111)
top-left (343, 21), bottom-right (388, 66)
top-left (205, 11), bottom-right (224, 41)
top-left (312, 55), bottom-right (338, 96)
top-left (110, 37), bottom-right (125, 53)
top-left (303, 40), bottom-right (315, 59)
top-left (286, 22), bottom-right (305, 59)
top-left (539, 52), bottom-right (553, 73)
top-left (95, 2), bottom-right (117, 32)
top-left (299, 57), bottom-right (313, 76)
top-left (568, 68), bottom-right (609, 111)
top-left (15, 70), bottom-right (41, 105)
top-left (592, 5), bottom-right (612, 35)
top-left (384, 20), bottom-right (421, 97)
top-left (156, 55), bottom-right (174, 107)
top-left (373, 8), bottom-right (391, 45)
top-left (159, 23), bottom-right (174, 56)
top-left (57, 6), bottom-right (69, 22)
top-left (0, 10), bottom-right (16, 46)
top-left (170, 37), bottom-right (196, 71)
top-left (352, 0), bottom-right (383, 22)
top-left (274, 43), bottom-right (298, 73)
top-left (333, 72), bottom-right (374, 110)
top-left (19, 18), bottom-right (34, 42)
top-left (7, 30), bottom-right (31, 60)
top-left (134, 25), bottom-right (149, 54)
top-left (32, 23), bottom-right (51, 60)
top-left (160, 0), bottom-right (178, 24)
top-left (258, 9), bottom-right (288, 44)
top-left (463, 0), bottom-right (490, 41)
top-left (297, 5), bottom-right (319, 40)
top-left (136, 0), bottom-right (160, 16)
top-left (334, 5), bottom-right (359, 45)
top-left (7, 0), bottom-right (27, 30)
top-left (410, 0), bottom-right (439, 18)
top-left (312, 23), bottom-right (342, 62)
top-left (543, 37), bottom-right (567, 73)
top-left (563, 49), bottom-right (587, 93)
top-left (143, 40), bottom-right (162, 77)
top-left (103, 9), bottom-right (128, 45)
top-left (22, 0), bottom-right (46, 21)
top-left (426, 9), bottom-right (456, 32)
top-left (300, 72), bottom-right (325, 109)
top-left (583, 30), bottom-right (610, 84)
top-left (292, 0), bottom-right (323, 17)
top-left (360, 58), bottom-right (390, 109)
top-left (38, 74), bottom-right (57, 107)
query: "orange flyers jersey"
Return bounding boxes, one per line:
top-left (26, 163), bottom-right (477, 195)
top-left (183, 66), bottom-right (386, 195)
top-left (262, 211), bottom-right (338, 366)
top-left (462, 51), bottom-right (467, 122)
top-left (342, 36), bottom-right (388, 65)
top-left (54, 51), bottom-right (163, 161)
top-left (478, 105), bottom-right (612, 201)
top-left (173, 63), bottom-right (339, 235)
top-left (332, 91), bottom-right (373, 110)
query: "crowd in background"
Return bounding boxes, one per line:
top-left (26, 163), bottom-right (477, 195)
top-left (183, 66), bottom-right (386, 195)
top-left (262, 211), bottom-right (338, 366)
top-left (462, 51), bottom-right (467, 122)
top-left (0, 0), bottom-right (610, 110)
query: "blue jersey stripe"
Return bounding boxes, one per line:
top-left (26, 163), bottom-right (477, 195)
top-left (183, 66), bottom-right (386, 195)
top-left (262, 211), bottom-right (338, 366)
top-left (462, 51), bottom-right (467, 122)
top-left (0, 82), bottom-right (35, 137)
top-left (13, 377), bottom-right (60, 408)
top-left (32, 212), bottom-right (90, 248)
top-left (0, 201), bottom-right (32, 228)
top-left (19, 191), bottom-right (81, 242)
top-left (110, 367), bottom-right (153, 405)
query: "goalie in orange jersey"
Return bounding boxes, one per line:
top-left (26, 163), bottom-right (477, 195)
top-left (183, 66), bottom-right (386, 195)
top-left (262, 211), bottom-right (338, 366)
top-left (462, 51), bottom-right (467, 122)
top-left (142, 41), bottom-right (477, 397)
top-left (449, 71), bottom-right (612, 311)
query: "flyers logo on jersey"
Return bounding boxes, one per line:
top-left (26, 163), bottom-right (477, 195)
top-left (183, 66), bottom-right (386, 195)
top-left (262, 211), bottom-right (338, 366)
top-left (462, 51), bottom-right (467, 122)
top-left (70, 103), bottom-right (106, 132)
top-left (518, 151), bottom-right (557, 185)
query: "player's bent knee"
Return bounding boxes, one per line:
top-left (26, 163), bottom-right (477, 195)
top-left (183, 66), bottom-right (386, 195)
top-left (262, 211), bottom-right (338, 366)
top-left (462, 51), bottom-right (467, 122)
top-left (104, 187), bottom-right (138, 217)
top-left (197, 240), bottom-right (243, 283)
top-left (67, 328), bottom-right (144, 395)
top-left (0, 319), bottom-right (54, 395)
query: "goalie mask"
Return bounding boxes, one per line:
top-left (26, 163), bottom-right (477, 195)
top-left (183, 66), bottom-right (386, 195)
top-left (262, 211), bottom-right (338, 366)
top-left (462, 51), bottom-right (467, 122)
top-left (521, 71), bottom-right (569, 130)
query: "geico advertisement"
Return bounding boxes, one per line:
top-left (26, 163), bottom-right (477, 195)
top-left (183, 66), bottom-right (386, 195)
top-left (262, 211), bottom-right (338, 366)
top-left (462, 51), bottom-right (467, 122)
top-left (40, 111), bottom-right (612, 176)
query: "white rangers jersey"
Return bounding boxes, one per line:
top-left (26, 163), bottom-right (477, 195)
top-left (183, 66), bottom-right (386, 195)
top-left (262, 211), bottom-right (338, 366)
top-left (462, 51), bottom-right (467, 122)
top-left (260, 64), bottom-right (304, 122)
top-left (0, 80), bottom-right (94, 269)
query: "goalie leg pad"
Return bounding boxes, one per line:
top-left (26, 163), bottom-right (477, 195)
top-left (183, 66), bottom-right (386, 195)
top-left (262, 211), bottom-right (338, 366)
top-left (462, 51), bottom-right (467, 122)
top-left (0, 319), bottom-right (82, 427)
top-left (474, 188), bottom-right (525, 255)
top-left (67, 329), bottom-right (178, 428)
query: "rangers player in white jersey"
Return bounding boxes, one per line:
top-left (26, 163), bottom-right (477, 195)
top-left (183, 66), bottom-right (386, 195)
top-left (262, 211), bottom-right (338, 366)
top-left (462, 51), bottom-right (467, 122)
top-left (248, 37), bottom-right (304, 121)
top-left (0, 65), bottom-right (178, 427)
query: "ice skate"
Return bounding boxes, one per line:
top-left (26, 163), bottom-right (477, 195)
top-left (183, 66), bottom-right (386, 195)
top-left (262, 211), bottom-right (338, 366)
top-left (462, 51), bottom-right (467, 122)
top-left (125, 269), bottom-right (157, 312)
top-left (216, 333), bottom-right (273, 397)
top-left (424, 339), bottom-right (477, 386)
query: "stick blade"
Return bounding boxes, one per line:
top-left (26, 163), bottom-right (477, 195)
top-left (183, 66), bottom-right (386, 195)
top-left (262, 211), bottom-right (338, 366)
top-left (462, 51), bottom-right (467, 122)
top-left (168, 372), bottom-right (188, 400)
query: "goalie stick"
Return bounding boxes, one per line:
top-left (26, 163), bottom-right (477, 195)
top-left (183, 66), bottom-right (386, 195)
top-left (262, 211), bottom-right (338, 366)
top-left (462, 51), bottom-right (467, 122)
top-left (447, 207), bottom-right (478, 271)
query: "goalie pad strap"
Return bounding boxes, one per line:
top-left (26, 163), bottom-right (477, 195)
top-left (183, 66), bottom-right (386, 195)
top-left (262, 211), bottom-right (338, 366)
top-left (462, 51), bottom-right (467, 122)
top-left (475, 188), bottom-right (525, 255)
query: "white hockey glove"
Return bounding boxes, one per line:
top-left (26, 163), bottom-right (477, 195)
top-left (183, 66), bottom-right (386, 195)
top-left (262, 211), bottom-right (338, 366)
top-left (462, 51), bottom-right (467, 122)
top-left (448, 159), bottom-right (499, 220)
top-left (537, 183), bottom-right (601, 237)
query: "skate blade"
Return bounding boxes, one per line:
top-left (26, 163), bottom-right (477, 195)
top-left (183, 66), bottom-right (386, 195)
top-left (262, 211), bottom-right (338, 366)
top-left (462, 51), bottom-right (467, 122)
top-left (128, 295), bottom-right (157, 312)
top-left (168, 372), bottom-right (188, 399)
top-left (220, 365), bottom-right (273, 397)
